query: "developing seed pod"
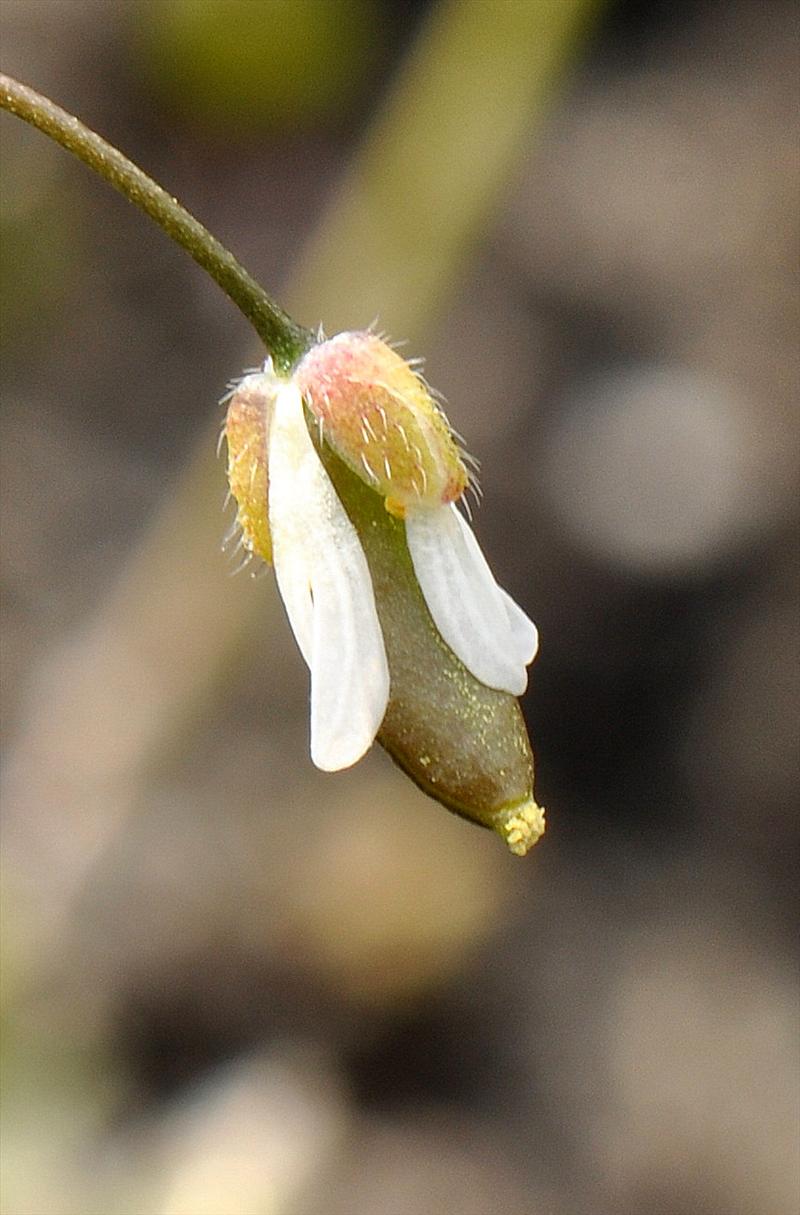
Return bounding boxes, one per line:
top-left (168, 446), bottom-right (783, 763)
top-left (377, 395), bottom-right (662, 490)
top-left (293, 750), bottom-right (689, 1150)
top-left (312, 424), bottom-right (545, 856)
top-left (294, 331), bottom-right (469, 517)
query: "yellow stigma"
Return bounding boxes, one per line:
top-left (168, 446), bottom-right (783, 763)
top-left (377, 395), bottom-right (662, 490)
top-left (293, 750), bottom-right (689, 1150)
top-left (496, 800), bottom-right (546, 856)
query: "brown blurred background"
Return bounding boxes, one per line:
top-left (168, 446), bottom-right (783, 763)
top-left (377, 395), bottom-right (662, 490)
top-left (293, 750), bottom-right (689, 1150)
top-left (1, 1), bottom-right (798, 1213)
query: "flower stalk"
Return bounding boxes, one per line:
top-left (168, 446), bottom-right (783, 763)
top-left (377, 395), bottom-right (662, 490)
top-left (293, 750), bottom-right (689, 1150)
top-left (0, 73), bottom-right (311, 372)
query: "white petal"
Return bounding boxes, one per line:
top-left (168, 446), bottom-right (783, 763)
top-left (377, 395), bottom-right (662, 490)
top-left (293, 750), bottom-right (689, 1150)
top-left (268, 383), bottom-right (390, 770)
top-left (499, 588), bottom-right (539, 666)
top-left (451, 508), bottom-right (539, 667)
top-left (405, 504), bottom-right (532, 695)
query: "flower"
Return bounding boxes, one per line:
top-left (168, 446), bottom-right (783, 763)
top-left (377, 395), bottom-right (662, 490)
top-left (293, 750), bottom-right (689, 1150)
top-left (225, 330), bottom-right (538, 768)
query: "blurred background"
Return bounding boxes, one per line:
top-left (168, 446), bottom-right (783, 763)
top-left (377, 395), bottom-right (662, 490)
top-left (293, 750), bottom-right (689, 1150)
top-left (1, 1), bottom-right (798, 1213)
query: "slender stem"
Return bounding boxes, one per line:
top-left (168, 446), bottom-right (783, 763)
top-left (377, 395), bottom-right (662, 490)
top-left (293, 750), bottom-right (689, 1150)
top-left (0, 73), bottom-right (313, 372)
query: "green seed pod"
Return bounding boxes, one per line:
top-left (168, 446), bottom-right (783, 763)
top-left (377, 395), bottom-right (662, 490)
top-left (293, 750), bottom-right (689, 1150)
top-left (315, 429), bottom-right (544, 855)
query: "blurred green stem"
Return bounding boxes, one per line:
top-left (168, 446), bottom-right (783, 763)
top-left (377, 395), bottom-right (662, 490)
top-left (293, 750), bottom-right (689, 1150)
top-left (0, 73), bottom-right (311, 371)
top-left (289, 0), bottom-right (602, 335)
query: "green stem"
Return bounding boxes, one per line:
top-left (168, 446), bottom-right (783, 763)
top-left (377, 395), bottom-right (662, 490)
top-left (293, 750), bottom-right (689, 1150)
top-left (0, 73), bottom-right (312, 372)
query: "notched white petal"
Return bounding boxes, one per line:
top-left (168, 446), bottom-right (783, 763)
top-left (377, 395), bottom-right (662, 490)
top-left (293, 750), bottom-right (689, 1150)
top-left (406, 505), bottom-right (534, 695)
top-left (308, 510), bottom-right (390, 772)
top-left (453, 508), bottom-right (539, 667)
top-left (268, 383), bottom-right (389, 771)
top-left (499, 589), bottom-right (539, 666)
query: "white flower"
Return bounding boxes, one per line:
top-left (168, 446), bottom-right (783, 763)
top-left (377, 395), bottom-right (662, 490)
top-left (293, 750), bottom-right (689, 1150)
top-left (225, 335), bottom-right (539, 774)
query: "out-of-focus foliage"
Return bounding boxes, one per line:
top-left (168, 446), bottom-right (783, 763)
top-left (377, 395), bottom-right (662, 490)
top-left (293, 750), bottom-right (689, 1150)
top-left (135, 0), bottom-right (383, 133)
